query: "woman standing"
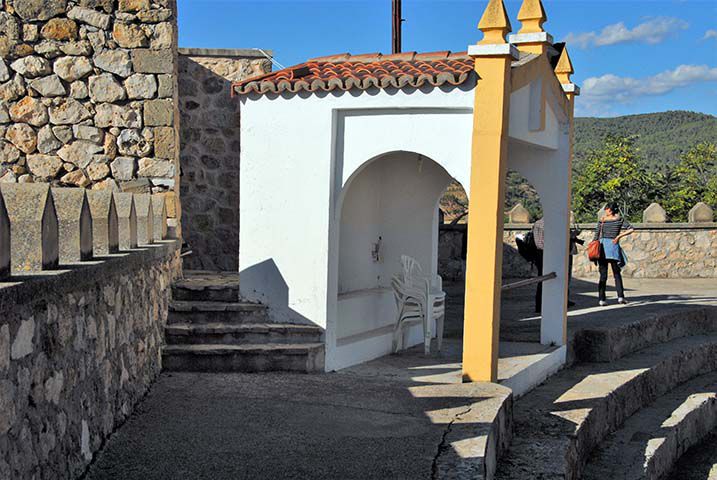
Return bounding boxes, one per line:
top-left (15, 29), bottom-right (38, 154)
top-left (594, 203), bottom-right (635, 306)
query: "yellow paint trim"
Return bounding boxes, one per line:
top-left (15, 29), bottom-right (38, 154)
top-left (478, 0), bottom-right (512, 45)
top-left (555, 47), bottom-right (574, 84)
top-left (463, 54), bottom-right (512, 383)
top-left (517, 0), bottom-right (547, 34)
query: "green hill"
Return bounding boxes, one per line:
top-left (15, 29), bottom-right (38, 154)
top-left (574, 111), bottom-right (717, 168)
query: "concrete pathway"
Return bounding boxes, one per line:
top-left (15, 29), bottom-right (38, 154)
top-left (84, 278), bottom-right (716, 479)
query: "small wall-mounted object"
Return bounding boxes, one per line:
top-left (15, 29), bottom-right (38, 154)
top-left (643, 202), bottom-right (667, 224)
top-left (51, 188), bottom-right (93, 263)
top-left (134, 193), bottom-right (154, 246)
top-left (0, 189), bottom-right (9, 279)
top-left (87, 190), bottom-right (119, 256)
top-left (0, 184), bottom-right (59, 273)
top-left (689, 202), bottom-right (714, 223)
top-left (151, 194), bottom-right (167, 241)
top-left (114, 192), bottom-right (138, 250)
top-left (508, 203), bottom-right (531, 224)
top-left (371, 236), bottom-right (383, 263)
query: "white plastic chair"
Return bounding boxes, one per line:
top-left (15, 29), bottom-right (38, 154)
top-left (392, 256), bottom-right (446, 354)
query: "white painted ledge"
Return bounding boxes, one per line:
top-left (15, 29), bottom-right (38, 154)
top-left (508, 32), bottom-right (554, 44)
top-left (562, 83), bottom-right (581, 95)
top-left (468, 43), bottom-right (520, 60)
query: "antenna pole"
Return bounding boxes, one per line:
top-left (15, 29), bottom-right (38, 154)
top-left (392, 0), bottom-right (402, 54)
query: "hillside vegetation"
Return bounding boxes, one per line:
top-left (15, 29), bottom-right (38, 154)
top-left (439, 111), bottom-right (717, 223)
top-left (574, 111), bottom-right (717, 168)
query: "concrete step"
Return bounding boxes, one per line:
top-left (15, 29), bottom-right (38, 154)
top-left (583, 371), bottom-right (717, 480)
top-left (667, 431), bottom-right (717, 479)
top-left (165, 322), bottom-right (323, 345)
top-left (161, 343), bottom-right (325, 373)
top-left (495, 334), bottom-right (717, 480)
top-left (572, 306), bottom-right (717, 363)
top-left (167, 300), bottom-right (269, 325)
top-left (171, 270), bottom-right (240, 302)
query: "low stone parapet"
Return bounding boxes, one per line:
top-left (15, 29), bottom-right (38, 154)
top-left (0, 240), bottom-right (180, 479)
top-left (151, 195), bottom-right (167, 242)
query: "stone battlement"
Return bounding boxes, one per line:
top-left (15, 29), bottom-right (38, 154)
top-left (0, 184), bottom-right (170, 280)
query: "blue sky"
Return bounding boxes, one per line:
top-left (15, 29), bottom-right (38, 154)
top-left (177, 0), bottom-right (717, 118)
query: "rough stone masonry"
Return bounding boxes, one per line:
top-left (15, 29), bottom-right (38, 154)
top-left (0, 0), bottom-right (180, 224)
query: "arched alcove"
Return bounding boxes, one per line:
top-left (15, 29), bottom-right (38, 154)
top-left (336, 151), bottom-right (453, 346)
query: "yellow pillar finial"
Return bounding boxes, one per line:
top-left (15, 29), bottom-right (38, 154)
top-left (478, 0), bottom-right (512, 45)
top-left (517, 0), bottom-right (547, 34)
top-left (555, 46), bottom-right (574, 84)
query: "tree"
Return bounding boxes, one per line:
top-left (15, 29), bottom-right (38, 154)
top-left (662, 142), bottom-right (717, 221)
top-left (572, 135), bottom-right (654, 222)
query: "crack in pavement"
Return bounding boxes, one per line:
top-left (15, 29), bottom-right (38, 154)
top-left (431, 405), bottom-right (474, 480)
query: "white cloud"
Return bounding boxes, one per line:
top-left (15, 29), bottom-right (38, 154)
top-left (580, 65), bottom-right (717, 106)
top-left (705, 29), bottom-right (717, 40)
top-left (565, 17), bottom-right (689, 49)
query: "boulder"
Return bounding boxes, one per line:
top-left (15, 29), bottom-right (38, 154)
top-left (124, 74), bottom-right (157, 100)
top-left (40, 18), bottom-right (78, 41)
top-left (5, 123), bottom-right (37, 154)
top-left (67, 6), bottom-right (111, 30)
top-left (9, 56), bottom-right (51, 78)
top-left (93, 49), bottom-right (132, 78)
top-left (9, 96), bottom-right (48, 127)
top-left (117, 129), bottom-right (151, 157)
top-left (13, 0), bottom-right (67, 21)
top-left (26, 154), bottom-right (62, 179)
top-left (88, 73), bottom-right (127, 103)
top-left (51, 187), bottom-right (93, 263)
top-left (137, 157), bottom-right (174, 178)
top-left (49, 98), bottom-right (91, 125)
top-left (28, 74), bottom-right (66, 97)
top-left (0, 183), bottom-right (59, 272)
top-left (53, 56), bottom-right (93, 82)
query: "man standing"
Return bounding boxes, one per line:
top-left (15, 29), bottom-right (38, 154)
top-left (532, 218), bottom-right (544, 313)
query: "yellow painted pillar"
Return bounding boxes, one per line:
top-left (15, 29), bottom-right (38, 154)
top-left (556, 46), bottom-right (580, 347)
top-left (462, 0), bottom-right (518, 383)
top-left (511, 0), bottom-right (551, 55)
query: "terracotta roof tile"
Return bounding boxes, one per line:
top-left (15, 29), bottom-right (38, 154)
top-left (232, 51), bottom-right (476, 96)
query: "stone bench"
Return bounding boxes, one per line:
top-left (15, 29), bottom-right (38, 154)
top-left (0, 184), bottom-right (59, 273)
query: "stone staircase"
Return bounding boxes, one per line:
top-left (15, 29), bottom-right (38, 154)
top-left (161, 271), bottom-right (325, 373)
top-left (494, 306), bottom-right (717, 480)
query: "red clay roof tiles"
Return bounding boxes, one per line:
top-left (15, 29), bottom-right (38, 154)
top-left (232, 51), bottom-right (476, 96)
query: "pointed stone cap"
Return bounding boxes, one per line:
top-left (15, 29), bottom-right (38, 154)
top-left (478, 0), bottom-right (512, 44)
top-left (517, 0), bottom-right (547, 34)
top-left (87, 190), bottom-right (119, 256)
top-left (0, 190), bottom-right (9, 279)
top-left (51, 188), bottom-right (93, 263)
top-left (688, 202), bottom-right (714, 223)
top-left (555, 46), bottom-right (574, 84)
top-left (114, 192), bottom-right (138, 250)
top-left (151, 194), bottom-right (167, 241)
top-left (134, 193), bottom-right (154, 246)
top-left (643, 202), bottom-right (667, 223)
top-left (508, 203), bottom-right (531, 223)
top-left (0, 184), bottom-right (59, 272)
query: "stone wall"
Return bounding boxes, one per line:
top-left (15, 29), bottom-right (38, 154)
top-left (178, 48), bottom-right (270, 271)
top-left (0, 0), bottom-right (181, 231)
top-left (438, 223), bottom-right (717, 280)
top-left (0, 241), bottom-right (180, 478)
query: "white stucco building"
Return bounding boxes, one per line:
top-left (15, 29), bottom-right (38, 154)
top-left (234, 38), bottom-right (578, 374)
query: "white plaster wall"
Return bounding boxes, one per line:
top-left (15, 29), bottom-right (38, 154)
top-left (239, 75), bottom-right (570, 371)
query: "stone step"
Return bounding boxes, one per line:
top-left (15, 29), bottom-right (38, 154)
top-left (164, 322), bottom-right (323, 345)
top-left (572, 306), bottom-right (717, 363)
top-left (495, 334), bottom-right (717, 480)
top-left (583, 371), bottom-right (717, 480)
top-left (667, 431), bottom-right (717, 479)
top-left (167, 300), bottom-right (268, 324)
top-left (161, 343), bottom-right (325, 373)
top-left (171, 270), bottom-right (240, 302)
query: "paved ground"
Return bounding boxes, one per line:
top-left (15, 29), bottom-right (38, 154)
top-left (84, 278), bottom-right (716, 480)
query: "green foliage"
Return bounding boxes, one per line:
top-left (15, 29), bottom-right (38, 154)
top-left (661, 142), bottom-right (717, 221)
top-left (572, 135), bottom-right (655, 222)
